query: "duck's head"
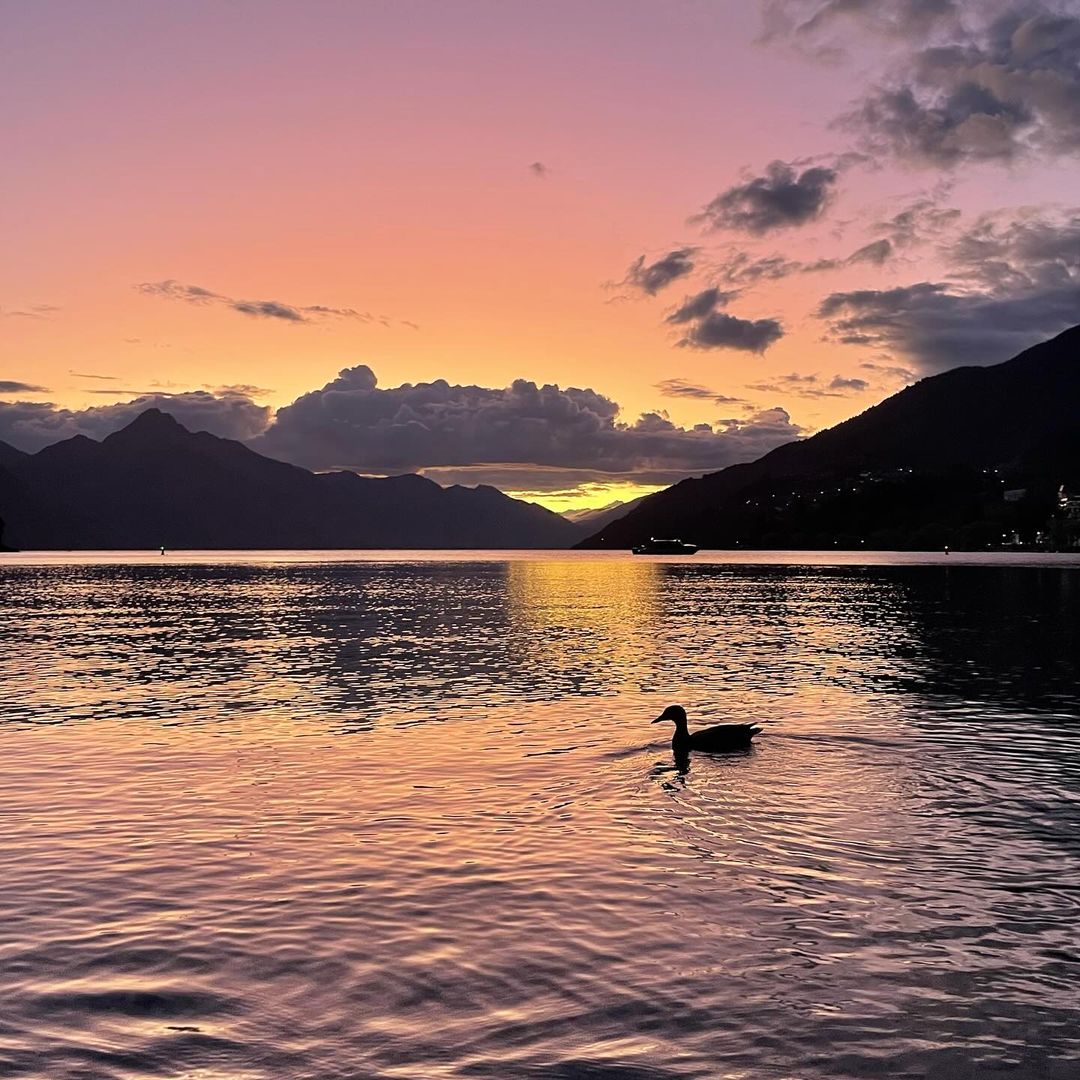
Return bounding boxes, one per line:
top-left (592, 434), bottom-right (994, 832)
top-left (652, 704), bottom-right (687, 725)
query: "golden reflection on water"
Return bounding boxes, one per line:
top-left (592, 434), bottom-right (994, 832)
top-left (506, 558), bottom-right (661, 690)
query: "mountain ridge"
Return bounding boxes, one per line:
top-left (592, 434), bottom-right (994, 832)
top-left (0, 410), bottom-right (585, 550)
top-left (579, 325), bottom-right (1080, 550)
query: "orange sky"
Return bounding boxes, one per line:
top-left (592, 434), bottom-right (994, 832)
top-left (3, 1), bottom-right (1078, 509)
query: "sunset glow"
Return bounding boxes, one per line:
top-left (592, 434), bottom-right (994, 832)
top-left (4, 1), bottom-right (1080, 508)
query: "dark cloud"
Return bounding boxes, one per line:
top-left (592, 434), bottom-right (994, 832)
top-left (231, 299), bottom-right (305, 322)
top-left (946, 206), bottom-right (1080, 290)
top-left (831, 5), bottom-right (1080, 165)
top-left (303, 304), bottom-right (376, 320)
top-left (819, 282), bottom-right (1063, 370)
top-left (654, 378), bottom-right (747, 405)
top-left (0, 390), bottom-right (271, 454)
top-left (212, 383), bottom-right (273, 398)
top-left (747, 371), bottom-right (870, 398)
top-left (860, 359), bottom-right (917, 382)
top-left (704, 188), bottom-right (959, 287)
top-left (624, 248), bottom-right (698, 295)
top-left (252, 366), bottom-right (802, 482)
top-left (818, 281), bottom-right (1080, 372)
top-left (70, 371), bottom-right (118, 381)
top-left (694, 160), bottom-right (838, 235)
top-left (665, 287), bottom-right (737, 324)
top-left (714, 251), bottom-right (803, 285)
top-left (529, 161), bottom-right (549, 178)
top-left (763, 4), bottom-right (1080, 166)
top-left (677, 311), bottom-right (785, 352)
top-left (828, 374), bottom-right (870, 391)
top-left (0, 381), bottom-right (49, 394)
top-left (846, 238), bottom-right (894, 265)
top-left (657, 284), bottom-right (785, 352)
top-left (1, 366), bottom-right (808, 491)
top-left (136, 279), bottom-right (404, 326)
top-left (843, 79), bottom-right (1031, 167)
top-left (712, 247), bottom-right (839, 282)
top-left (137, 281), bottom-right (222, 304)
top-left (818, 206), bottom-right (1080, 371)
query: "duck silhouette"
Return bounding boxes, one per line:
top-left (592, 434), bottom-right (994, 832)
top-left (652, 704), bottom-right (761, 752)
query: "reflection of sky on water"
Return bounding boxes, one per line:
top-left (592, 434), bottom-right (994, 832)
top-left (1, 555), bottom-right (1079, 1078)
top-left (2, 559), bottom-right (1079, 728)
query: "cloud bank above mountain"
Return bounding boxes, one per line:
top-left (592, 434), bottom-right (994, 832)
top-left (0, 367), bottom-right (804, 492)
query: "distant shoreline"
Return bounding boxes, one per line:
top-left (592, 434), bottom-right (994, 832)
top-left (4, 548), bottom-right (1080, 569)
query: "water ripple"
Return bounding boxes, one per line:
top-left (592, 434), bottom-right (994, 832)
top-left (1, 555), bottom-right (1079, 1078)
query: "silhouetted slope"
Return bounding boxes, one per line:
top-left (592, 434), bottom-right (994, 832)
top-left (581, 326), bottom-right (1080, 550)
top-left (0, 409), bottom-right (584, 550)
top-left (0, 440), bottom-right (28, 471)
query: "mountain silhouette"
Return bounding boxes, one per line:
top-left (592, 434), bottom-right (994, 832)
top-left (0, 409), bottom-right (584, 550)
top-left (580, 325), bottom-right (1080, 550)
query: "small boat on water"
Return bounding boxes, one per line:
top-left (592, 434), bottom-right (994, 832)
top-left (631, 538), bottom-right (699, 555)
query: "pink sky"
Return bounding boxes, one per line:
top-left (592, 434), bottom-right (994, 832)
top-left (3, 1), bottom-right (1078, 508)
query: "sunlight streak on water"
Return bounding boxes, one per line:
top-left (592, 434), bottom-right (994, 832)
top-left (1, 553), bottom-right (1078, 1079)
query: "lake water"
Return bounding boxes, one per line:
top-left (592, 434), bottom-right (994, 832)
top-left (2, 551), bottom-right (1079, 1079)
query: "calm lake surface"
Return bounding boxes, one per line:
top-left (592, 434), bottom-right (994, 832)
top-left (2, 551), bottom-right (1079, 1080)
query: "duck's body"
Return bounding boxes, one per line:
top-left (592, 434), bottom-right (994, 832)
top-left (652, 705), bottom-right (760, 752)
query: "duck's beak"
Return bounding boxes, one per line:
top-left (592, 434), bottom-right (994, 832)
top-left (651, 714), bottom-right (667, 724)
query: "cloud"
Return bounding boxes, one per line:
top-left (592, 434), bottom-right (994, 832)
top-left (712, 251), bottom-right (804, 286)
top-left (747, 372), bottom-right (870, 398)
top-left (655, 284), bottom-right (785, 352)
top-left (0, 390), bottom-right (271, 453)
top-left (654, 378), bottom-right (747, 405)
top-left (828, 374), bottom-right (870, 391)
top-left (233, 299), bottom-right (305, 321)
top-left (529, 161), bottom-right (549, 178)
top-left (827, 4), bottom-right (1080, 166)
top-left (0, 381), bottom-right (49, 394)
top-left (693, 160), bottom-right (838, 235)
top-left (70, 371), bottom-right (118, 381)
top-left (665, 287), bottom-right (738, 324)
top-left (703, 188), bottom-right (960, 287)
top-left (136, 279), bottom-right (405, 326)
top-left (763, 4), bottom-right (1080, 166)
top-left (623, 248), bottom-right (698, 295)
top-left (1, 366), bottom-right (807, 491)
top-left (860, 359), bottom-right (918, 382)
top-left (677, 311), bottom-right (786, 352)
top-left (211, 383), bottom-right (274, 398)
top-left (1, 304), bottom-right (59, 319)
top-left (761, 0), bottom-right (961, 52)
top-left (875, 188), bottom-right (963, 247)
top-left (818, 281), bottom-right (1080, 372)
top-left (817, 206), bottom-right (1080, 371)
top-left (251, 366), bottom-right (803, 483)
top-left (846, 238), bottom-right (894, 266)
